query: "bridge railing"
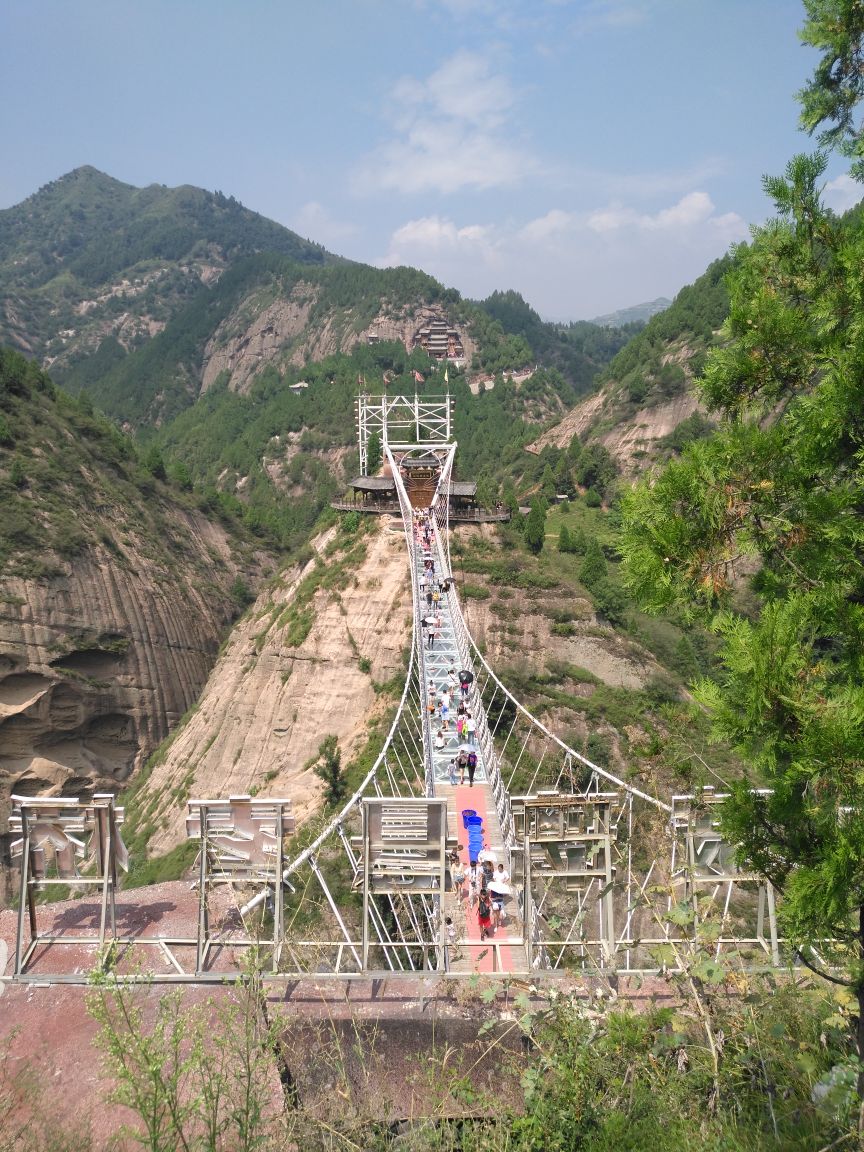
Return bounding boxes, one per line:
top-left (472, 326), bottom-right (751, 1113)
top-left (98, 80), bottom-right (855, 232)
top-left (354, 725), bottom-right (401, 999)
top-left (429, 474), bottom-right (516, 845)
top-left (385, 444), bottom-right (443, 797)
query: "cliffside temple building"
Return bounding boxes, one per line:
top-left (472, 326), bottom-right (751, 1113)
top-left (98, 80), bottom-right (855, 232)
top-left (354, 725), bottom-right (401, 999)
top-left (411, 318), bottom-right (465, 365)
top-left (366, 314), bottom-right (466, 369)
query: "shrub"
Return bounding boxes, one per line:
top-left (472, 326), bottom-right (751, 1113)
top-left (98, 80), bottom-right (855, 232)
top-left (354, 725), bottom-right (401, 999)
top-left (230, 575), bottom-right (255, 609)
top-left (9, 457), bottom-right (26, 489)
top-left (591, 579), bottom-right (629, 626)
top-left (462, 583), bottom-right (491, 600)
top-left (579, 540), bottom-right (607, 588)
top-left (314, 734), bottom-right (347, 804)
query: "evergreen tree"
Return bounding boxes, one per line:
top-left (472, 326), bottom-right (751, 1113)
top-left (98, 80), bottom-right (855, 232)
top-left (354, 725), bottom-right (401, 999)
top-left (575, 443), bottom-right (617, 496)
top-left (579, 539), bottom-right (607, 588)
top-left (541, 462), bottom-right (556, 501)
top-left (621, 119), bottom-right (864, 1087)
top-left (558, 524), bottom-right (572, 553)
top-left (524, 499), bottom-right (546, 555)
top-left (144, 445), bottom-right (167, 481)
top-left (799, 0), bottom-right (864, 178)
top-left (502, 478), bottom-right (519, 515)
top-left (314, 735), bottom-right (346, 805)
top-left (554, 454), bottom-right (574, 497)
top-left (570, 524), bottom-right (588, 555)
top-left (9, 457), bottom-right (26, 489)
top-left (366, 431), bottom-right (382, 475)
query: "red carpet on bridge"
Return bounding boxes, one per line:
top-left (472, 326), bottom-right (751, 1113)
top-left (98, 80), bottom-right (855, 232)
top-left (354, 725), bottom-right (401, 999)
top-left (453, 784), bottom-right (516, 974)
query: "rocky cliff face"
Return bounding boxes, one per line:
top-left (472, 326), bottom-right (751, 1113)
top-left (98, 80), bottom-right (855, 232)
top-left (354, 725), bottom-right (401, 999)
top-left (0, 510), bottom-right (270, 900)
top-left (200, 286), bottom-right (318, 394)
top-left (528, 389), bottom-right (702, 472)
top-left (138, 518), bottom-right (412, 855)
top-left (201, 293), bottom-right (476, 396)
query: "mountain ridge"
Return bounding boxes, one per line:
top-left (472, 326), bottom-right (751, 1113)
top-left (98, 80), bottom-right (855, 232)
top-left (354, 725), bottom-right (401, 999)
top-left (588, 296), bottom-right (672, 328)
top-left (0, 165), bottom-right (337, 377)
top-left (0, 167), bottom-right (632, 431)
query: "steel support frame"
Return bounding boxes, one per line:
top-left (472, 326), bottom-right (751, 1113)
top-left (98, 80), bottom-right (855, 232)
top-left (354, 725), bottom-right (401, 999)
top-left (358, 393), bottom-right (453, 475)
top-left (12, 795), bottom-right (123, 978)
top-left (191, 799), bottom-right (290, 975)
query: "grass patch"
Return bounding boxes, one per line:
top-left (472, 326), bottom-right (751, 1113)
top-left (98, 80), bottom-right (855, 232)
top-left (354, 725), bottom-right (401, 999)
top-left (461, 582), bottom-right (491, 600)
top-left (124, 839), bottom-right (199, 889)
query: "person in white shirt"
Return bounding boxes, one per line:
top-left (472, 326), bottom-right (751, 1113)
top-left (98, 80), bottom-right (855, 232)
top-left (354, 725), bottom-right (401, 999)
top-left (478, 845), bottom-right (498, 883)
top-left (434, 728), bottom-right (446, 750)
top-left (465, 714), bottom-right (476, 744)
top-left (467, 860), bottom-right (479, 907)
top-left (495, 862), bottom-right (510, 886)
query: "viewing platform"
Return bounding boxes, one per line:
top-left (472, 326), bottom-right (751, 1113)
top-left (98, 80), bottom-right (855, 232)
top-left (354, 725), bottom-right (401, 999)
top-left (333, 474), bottom-right (510, 523)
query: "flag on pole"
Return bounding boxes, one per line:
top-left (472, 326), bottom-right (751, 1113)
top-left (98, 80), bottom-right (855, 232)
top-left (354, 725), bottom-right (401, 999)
top-left (413, 370), bottom-right (424, 384)
top-left (444, 367), bottom-right (449, 384)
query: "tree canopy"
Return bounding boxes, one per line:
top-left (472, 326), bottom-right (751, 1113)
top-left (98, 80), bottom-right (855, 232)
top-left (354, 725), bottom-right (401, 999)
top-left (621, 77), bottom-right (864, 1090)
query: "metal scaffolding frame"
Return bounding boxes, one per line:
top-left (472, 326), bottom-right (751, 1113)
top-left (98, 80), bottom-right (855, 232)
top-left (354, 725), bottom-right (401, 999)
top-left (185, 796), bottom-right (294, 974)
top-left (357, 393), bottom-right (453, 474)
top-left (360, 798), bottom-right (448, 971)
top-left (9, 794), bottom-right (128, 976)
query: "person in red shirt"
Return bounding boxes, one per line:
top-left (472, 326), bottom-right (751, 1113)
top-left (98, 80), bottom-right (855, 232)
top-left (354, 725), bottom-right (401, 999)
top-left (477, 886), bottom-right (492, 941)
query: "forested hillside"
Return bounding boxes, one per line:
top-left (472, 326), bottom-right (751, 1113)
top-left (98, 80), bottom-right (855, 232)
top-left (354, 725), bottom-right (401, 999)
top-left (525, 254), bottom-right (734, 469)
top-left (54, 258), bottom-right (622, 428)
top-left (0, 167), bottom-right (635, 433)
top-left (0, 166), bottom-right (333, 366)
top-left (476, 288), bottom-right (639, 392)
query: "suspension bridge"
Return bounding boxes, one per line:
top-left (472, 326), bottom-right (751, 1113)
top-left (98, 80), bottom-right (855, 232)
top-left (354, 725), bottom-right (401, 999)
top-left (1, 393), bottom-right (781, 984)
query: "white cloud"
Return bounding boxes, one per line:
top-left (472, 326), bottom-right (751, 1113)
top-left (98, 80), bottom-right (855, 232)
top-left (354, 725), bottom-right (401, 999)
top-left (353, 51), bottom-right (534, 195)
top-left (519, 209), bottom-right (577, 242)
top-left (823, 173), bottom-right (863, 214)
top-left (587, 191), bottom-right (746, 239)
top-left (586, 203), bottom-right (640, 233)
top-left (650, 191), bottom-right (714, 229)
top-left (374, 189), bottom-right (749, 318)
top-left (380, 215), bottom-right (497, 266)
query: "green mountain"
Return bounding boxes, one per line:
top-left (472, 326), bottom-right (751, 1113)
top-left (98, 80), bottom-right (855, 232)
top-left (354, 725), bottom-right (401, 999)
top-left (528, 256), bottom-right (734, 469)
top-left (0, 165), bottom-right (334, 370)
top-left (0, 169), bottom-right (630, 431)
top-left (588, 296), bottom-right (672, 328)
top-left (475, 289), bottom-right (638, 390)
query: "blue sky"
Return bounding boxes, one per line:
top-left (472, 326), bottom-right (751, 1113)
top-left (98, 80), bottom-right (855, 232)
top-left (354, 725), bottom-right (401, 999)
top-left (2, 0), bottom-right (860, 319)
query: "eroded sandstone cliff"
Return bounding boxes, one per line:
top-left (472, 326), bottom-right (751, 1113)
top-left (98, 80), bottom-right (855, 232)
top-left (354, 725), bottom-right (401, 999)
top-left (0, 512), bottom-right (264, 813)
top-left (138, 517), bottom-right (412, 855)
top-left (200, 292), bottom-right (476, 396)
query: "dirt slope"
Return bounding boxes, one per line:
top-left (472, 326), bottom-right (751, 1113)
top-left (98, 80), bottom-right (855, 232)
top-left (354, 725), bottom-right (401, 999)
top-left (141, 518), bottom-right (412, 853)
top-left (528, 389), bottom-right (702, 473)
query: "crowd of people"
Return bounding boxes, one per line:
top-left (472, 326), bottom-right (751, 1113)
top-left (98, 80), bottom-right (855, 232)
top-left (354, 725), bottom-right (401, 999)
top-left (448, 843), bottom-right (512, 940)
top-left (413, 504), bottom-right (514, 951)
